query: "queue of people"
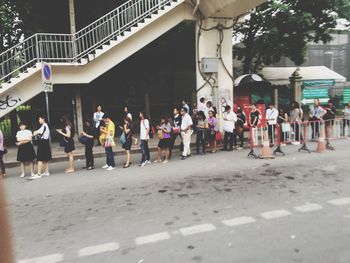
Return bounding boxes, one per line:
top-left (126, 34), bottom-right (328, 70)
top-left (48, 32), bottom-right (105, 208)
top-left (0, 98), bottom-right (349, 179)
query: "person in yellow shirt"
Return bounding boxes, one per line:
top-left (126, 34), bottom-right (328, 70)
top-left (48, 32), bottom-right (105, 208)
top-left (100, 113), bottom-right (116, 170)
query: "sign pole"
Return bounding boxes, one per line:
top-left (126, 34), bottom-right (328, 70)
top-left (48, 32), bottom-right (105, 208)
top-left (45, 92), bottom-right (51, 124)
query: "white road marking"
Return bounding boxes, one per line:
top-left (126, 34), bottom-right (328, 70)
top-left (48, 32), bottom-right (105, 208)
top-left (294, 203), bottom-right (323, 213)
top-left (260, 209), bottom-right (292, 219)
top-left (222, 216), bottom-right (256, 227)
top-left (179, 223), bottom-right (216, 236)
top-left (18, 254), bottom-right (64, 263)
top-left (328, 198), bottom-right (350, 206)
top-left (135, 232), bottom-right (170, 245)
top-left (78, 242), bottom-right (119, 257)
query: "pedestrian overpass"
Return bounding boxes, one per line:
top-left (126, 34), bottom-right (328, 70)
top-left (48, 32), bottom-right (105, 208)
top-left (0, 0), bottom-right (265, 120)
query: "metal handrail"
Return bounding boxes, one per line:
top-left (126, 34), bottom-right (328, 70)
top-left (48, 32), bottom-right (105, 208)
top-left (0, 0), bottom-right (178, 86)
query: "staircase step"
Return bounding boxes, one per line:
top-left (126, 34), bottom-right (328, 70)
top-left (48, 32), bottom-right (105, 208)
top-left (0, 83), bottom-right (10, 90)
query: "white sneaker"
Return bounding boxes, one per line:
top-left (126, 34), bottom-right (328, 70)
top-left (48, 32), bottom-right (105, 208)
top-left (106, 166), bottom-right (115, 171)
top-left (42, 172), bottom-right (50, 177)
top-left (237, 147), bottom-right (243, 150)
top-left (291, 141), bottom-right (300, 145)
top-left (146, 160), bottom-right (152, 165)
top-left (162, 160), bottom-right (169, 164)
top-left (28, 174), bottom-right (42, 180)
top-left (102, 164), bottom-right (109, 169)
top-left (139, 162), bottom-right (146, 167)
top-left (20, 173), bottom-right (25, 178)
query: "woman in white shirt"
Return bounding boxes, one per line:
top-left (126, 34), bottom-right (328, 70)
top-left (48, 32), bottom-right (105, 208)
top-left (30, 116), bottom-right (51, 179)
top-left (16, 122), bottom-right (36, 178)
top-left (343, 102), bottom-right (350, 136)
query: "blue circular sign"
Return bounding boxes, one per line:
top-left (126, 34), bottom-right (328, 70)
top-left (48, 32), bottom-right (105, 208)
top-left (43, 64), bottom-right (51, 80)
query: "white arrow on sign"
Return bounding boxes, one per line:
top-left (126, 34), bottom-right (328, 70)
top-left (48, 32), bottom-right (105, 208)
top-left (301, 98), bottom-right (329, 105)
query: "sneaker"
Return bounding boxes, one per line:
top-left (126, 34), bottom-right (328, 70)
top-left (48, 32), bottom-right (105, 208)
top-left (102, 164), bottom-right (109, 169)
top-left (162, 160), bottom-right (169, 164)
top-left (153, 160), bottom-right (162, 163)
top-left (146, 160), bottom-right (152, 165)
top-left (181, 156), bottom-right (187, 160)
top-left (139, 162), bottom-right (146, 167)
top-left (28, 174), bottom-right (42, 180)
top-left (291, 141), bottom-right (300, 145)
top-left (20, 173), bottom-right (25, 178)
top-left (42, 172), bottom-right (50, 177)
top-left (237, 147), bottom-right (243, 150)
top-left (106, 166), bottom-right (115, 171)
top-left (87, 166), bottom-right (95, 170)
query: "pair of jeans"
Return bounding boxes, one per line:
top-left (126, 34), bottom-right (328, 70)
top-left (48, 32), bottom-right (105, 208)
top-left (196, 130), bottom-right (206, 153)
top-left (0, 152), bottom-right (5, 174)
top-left (140, 140), bottom-right (150, 163)
top-left (170, 133), bottom-right (183, 156)
top-left (311, 121), bottom-right (320, 140)
top-left (181, 130), bottom-right (193, 157)
top-left (223, 131), bottom-right (234, 150)
top-left (85, 144), bottom-right (94, 167)
top-left (105, 147), bottom-right (115, 167)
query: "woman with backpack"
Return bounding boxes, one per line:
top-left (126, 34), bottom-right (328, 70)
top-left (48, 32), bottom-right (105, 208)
top-left (154, 116), bottom-right (172, 164)
top-left (121, 117), bottom-right (133, 168)
top-left (56, 116), bottom-right (75, 173)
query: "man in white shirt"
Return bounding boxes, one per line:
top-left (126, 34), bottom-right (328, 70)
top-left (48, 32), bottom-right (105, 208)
top-left (180, 107), bottom-right (193, 160)
top-left (222, 105), bottom-right (237, 151)
top-left (139, 112), bottom-right (151, 167)
top-left (93, 105), bottom-right (104, 146)
top-left (266, 103), bottom-right (279, 145)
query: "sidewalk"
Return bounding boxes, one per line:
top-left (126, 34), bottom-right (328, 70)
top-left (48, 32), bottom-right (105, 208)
top-left (3, 136), bottom-right (195, 168)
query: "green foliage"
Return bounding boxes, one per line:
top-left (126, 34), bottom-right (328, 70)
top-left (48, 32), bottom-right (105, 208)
top-left (233, 0), bottom-right (350, 74)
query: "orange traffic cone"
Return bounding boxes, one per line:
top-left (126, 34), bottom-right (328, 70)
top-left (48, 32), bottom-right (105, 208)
top-left (316, 129), bottom-right (326, 153)
top-left (259, 130), bottom-right (275, 159)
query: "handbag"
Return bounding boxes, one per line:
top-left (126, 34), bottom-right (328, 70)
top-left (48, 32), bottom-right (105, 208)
top-left (120, 132), bottom-right (126, 145)
top-left (104, 136), bottom-right (115, 148)
top-left (215, 131), bottom-right (222, 142)
top-left (33, 125), bottom-right (47, 146)
top-left (281, 123), bottom-right (291, 133)
top-left (157, 129), bottom-right (164, 140)
top-left (172, 127), bottom-right (180, 134)
top-left (79, 136), bottom-right (89, 145)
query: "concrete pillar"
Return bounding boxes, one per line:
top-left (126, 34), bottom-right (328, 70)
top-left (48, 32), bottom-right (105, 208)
top-left (75, 89), bottom-right (83, 136)
top-left (274, 88), bottom-right (279, 110)
top-left (195, 18), bottom-right (234, 122)
top-left (290, 67), bottom-right (303, 105)
top-left (145, 93), bottom-right (151, 121)
top-left (69, 0), bottom-right (76, 34)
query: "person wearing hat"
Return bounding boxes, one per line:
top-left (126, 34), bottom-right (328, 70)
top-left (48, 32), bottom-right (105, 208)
top-left (101, 113), bottom-right (116, 171)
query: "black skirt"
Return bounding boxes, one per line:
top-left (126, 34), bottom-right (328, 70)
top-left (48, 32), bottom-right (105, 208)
top-left (158, 138), bottom-right (171, 149)
top-left (37, 139), bottom-right (52, 161)
top-left (64, 138), bottom-right (75, 153)
top-left (17, 143), bottom-right (36, 162)
top-left (122, 137), bottom-right (132, 151)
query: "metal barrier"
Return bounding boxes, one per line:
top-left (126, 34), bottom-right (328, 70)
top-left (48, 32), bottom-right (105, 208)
top-left (248, 118), bottom-right (350, 158)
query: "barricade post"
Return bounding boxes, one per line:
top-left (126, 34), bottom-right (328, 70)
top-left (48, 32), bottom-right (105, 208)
top-left (259, 129), bottom-right (275, 159)
top-left (273, 124), bottom-right (285, 156)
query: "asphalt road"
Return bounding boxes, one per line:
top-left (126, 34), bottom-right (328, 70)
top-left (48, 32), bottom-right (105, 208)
top-left (4, 140), bottom-right (350, 263)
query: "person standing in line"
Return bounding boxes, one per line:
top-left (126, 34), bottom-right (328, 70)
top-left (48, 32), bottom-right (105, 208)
top-left (234, 107), bottom-right (246, 150)
top-left (195, 111), bottom-right (207, 155)
top-left (222, 105), bottom-right (237, 151)
top-left (207, 110), bottom-right (218, 153)
top-left (182, 100), bottom-right (190, 115)
top-left (93, 105), bottom-right (104, 146)
top-left (0, 129), bottom-right (6, 178)
top-left (56, 116), bottom-right (75, 173)
top-left (180, 107), bottom-right (193, 160)
top-left (139, 112), bottom-right (151, 167)
top-left (81, 119), bottom-right (95, 170)
top-left (123, 106), bottom-right (138, 145)
top-left (154, 116), bottom-right (172, 164)
top-left (31, 115), bottom-right (51, 179)
top-left (266, 103), bottom-right (279, 146)
top-left (170, 108), bottom-right (183, 158)
top-left (101, 113), bottom-right (116, 171)
top-left (290, 101), bottom-right (303, 144)
top-left (277, 107), bottom-right (289, 145)
top-left (198, 97), bottom-right (207, 115)
top-left (121, 117), bottom-right (133, 168)
top-left (16, 122), bottom-right (36, 178)
top-left (309, 99), bottom-right (326, 140)
top-left (323, 99), bottom-right (336, 149)
top-left (343, 102), bottom-right (350, 136)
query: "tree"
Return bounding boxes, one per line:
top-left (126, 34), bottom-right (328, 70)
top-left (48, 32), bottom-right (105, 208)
top-left (233, 0), bottom-right (350, 75)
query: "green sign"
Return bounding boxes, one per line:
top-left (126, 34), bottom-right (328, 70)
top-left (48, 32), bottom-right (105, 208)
top-left (344, 88), bottom-right (350, 104)
top-left (303, 88), bottom-right (329, 99)
top-left (303, 79), bottom-right (335, 87)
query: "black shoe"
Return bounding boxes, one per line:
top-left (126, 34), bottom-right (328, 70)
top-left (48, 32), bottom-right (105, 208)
top-left (123, 164), bottom-right (131, 168)
top-left (221, 148), bottom-right (228, 151)
top-left (181, 156), bottom-right (187, 160)
top-left (87, 166), bottom-right (94, 170)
